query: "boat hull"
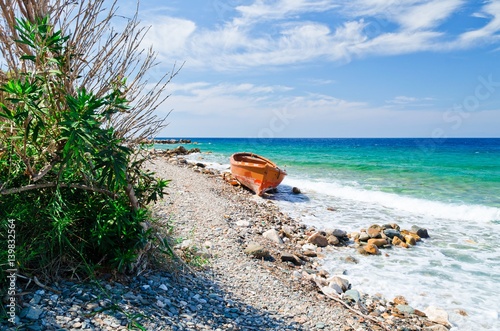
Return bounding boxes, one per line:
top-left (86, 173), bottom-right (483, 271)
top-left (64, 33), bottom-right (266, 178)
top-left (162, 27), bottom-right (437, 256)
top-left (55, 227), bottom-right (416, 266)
top-left (230, 153), bottom-right (287, 195)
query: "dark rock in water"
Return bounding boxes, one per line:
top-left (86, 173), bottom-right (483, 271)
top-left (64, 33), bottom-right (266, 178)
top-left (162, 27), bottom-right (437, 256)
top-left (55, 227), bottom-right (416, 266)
top-left (332, 229), bottom-right (347, 238)
top-left (172, 146), bottom-right (187, 154)
top-left (292, 187), bottom-right (301, 194)
top-left (344, 255), bottom-right (359, 264)
top-left (411, 225), bottom-right (430, 238)
top-left (196, 162), bottom-right (206, 168)
top-left (384, 229), bottom-right (403, 239)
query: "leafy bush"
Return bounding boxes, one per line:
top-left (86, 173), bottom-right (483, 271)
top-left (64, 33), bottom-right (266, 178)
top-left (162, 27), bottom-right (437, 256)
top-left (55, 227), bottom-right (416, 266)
top-left (0, 15), bottom-right (168, 284)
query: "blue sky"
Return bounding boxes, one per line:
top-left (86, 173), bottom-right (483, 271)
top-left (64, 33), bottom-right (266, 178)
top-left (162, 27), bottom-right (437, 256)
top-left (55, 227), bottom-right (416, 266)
top-left (127, 0), bottom-right (500, 138)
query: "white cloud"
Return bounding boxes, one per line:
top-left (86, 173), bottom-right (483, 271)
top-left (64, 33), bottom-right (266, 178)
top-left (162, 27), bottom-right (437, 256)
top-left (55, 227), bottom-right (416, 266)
top-left (233, 0), bottom-right (339, 26)
top-left (141, 0), bottom-right (500, 71)
top-left (397, 0), bottom-right (464, 31)
top-left (144, 17), bottom-right (196, 59)
top-left (458, 1), bottom-right (500, 47)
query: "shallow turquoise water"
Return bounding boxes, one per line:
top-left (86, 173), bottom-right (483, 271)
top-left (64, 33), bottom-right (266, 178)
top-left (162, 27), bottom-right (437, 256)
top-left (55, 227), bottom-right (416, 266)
top-left (159, 138), bottom-right (500, 208)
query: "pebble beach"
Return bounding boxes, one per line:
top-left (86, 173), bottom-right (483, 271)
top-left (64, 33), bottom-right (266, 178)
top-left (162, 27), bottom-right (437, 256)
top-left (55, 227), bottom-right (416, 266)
top-left (3, 153), bottom-right (450, 331)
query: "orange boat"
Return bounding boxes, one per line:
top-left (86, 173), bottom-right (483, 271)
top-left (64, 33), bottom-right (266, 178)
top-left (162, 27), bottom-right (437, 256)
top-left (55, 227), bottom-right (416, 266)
top-left (230, 152), bottom-right (287, 195)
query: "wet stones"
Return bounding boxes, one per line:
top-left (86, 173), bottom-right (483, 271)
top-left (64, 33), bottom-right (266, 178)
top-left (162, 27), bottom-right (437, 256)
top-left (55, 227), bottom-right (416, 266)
top-left (354, 223), bottom-right (429, 255)
top-left (307, 233), bottom-right (329, 247)
top-left (367, 224), bottom-right (383, 238)
top-left (412, 225), bottom-right (430, 238)
top-left (362, 243), bottom-right (381, 255)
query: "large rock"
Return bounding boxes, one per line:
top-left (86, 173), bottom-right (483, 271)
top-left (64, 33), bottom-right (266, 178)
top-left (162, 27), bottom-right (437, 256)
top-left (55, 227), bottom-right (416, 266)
top-left (359, 232), bottom-right (370, 242)
top-left (404, 235), bottom-right (417, 246)
top-left (367, 238), bottom-right (388, 247)
top-left (172, 145), bottom-right (187, 154)
top-left (327, 276), bottom-right (350, 292)
top-left (384, 229), bottom-right (402, 239)
top-left (327, 235), bottom-right (340, 246)
top-left (307, 233), bottom-right (329, 247)
top-left (424, 306), bottom-right (451, 327)
top-left (331, 229), bottom-right (347, 238)
top-left (263, 229), bottom-right (284, 244)
top-left (244, 243), bottom-right (270, 259)
top-left (401, 230), bottom-right (422, 241)
top-left (363, 243), bottom-right (381, 255)
top-left (411, 225), bottom-right (430, 238)
top-left (280, 253), bottom-right (302, 266)
top-left (367, 224), bottom-right (382, 238)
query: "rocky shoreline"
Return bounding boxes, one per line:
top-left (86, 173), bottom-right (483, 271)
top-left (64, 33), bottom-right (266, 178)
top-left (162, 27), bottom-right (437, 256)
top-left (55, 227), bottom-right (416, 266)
top-left (2, 151), bottom-right (451, 331)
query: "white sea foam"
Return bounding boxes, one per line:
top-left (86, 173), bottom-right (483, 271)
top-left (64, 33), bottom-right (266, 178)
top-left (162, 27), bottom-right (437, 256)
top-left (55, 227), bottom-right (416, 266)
top-left (281, 176), bottom-right (500, 223)
top-left (274, 176), bottom-right (500, 331)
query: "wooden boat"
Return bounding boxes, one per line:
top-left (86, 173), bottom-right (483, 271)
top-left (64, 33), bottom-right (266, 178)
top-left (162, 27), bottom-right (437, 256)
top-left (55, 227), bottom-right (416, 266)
top-left (230, 152), bottom-right (287, 195)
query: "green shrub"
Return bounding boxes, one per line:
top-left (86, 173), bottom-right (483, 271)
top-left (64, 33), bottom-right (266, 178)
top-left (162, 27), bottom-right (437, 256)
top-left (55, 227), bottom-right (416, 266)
top-left (0, 16), bottom-right (168, 285)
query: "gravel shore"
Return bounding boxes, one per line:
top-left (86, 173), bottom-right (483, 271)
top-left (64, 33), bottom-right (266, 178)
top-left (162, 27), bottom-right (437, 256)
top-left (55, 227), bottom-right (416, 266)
top-left (2, 155), bottom-right (445, 331)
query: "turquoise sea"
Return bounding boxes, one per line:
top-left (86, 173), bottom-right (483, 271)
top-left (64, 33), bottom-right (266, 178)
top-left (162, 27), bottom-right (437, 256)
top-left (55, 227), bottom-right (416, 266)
top-left (156, 138), bottom-right (500, 331)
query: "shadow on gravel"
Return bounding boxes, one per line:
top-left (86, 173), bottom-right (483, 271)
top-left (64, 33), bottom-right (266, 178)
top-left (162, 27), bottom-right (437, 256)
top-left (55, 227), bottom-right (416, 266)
top-left (2, 268), bottom-right (305, 331)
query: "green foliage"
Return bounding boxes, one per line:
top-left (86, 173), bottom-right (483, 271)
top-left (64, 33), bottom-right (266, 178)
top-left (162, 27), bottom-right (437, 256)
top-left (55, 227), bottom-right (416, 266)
top-left (0, 16), bottom-right (168, 285)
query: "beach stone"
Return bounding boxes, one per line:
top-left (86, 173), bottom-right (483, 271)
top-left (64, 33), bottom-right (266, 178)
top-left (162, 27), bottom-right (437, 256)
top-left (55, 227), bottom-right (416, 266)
top-left (321, 286), bottom-right (339, 296)
top-left (404, 235), bottom-right (417, 246)
top-left (359, 232), bottom-right (370, 242)
top-left (263, 229), bottom-right (284, 244)
top-left (307, 233), bottom-right (329, 247)
top-left (393, 295), bottom-right (408, 305)
top-left (327, 235), bottom-right (340, 246)
top-left (367, 238), bottom-right (388, 247)
top-left (281, 225), bottom-right (294, 238)
top-left (412, 225), bottom-right (430, 238)
top-left (244, 242), bottom-right (270, 258)
top-left (384, 229), bottom-right (402, 239)
top-left (303, 250), bottom-right (317, 257)
top-left (302, 243), bottom-right (317, 251)
top-left (328, 276), bottom-right (350, 292)
top-left (236, 220), bottom-right (251, 227)
top-left (280, 253), bottom-right (302, 266)
top-left (344, 256), bottom-right (359, 264)
top-left (396, 304), bottom-right (415, 315)
top-left (392, 236), bottom-right (402, 246)
top-left (344, 290), bottom-right (360, 303)
top-left (424, 306), bottom-right (450, 327)
top-left (363, 243), bottom-right (381, 255)
top-left (25, 307), bottom-right (43, 320)
top-left (402, 230), bottom-right (421, 242)
top-left (331, 229), bottom-right (347, 238)
top-left (292, 187), bottom-right (301, 194)
top-left (367, 224), bottom-right (382, 238)
top-left (399, 242), bottom-right (410, 248)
